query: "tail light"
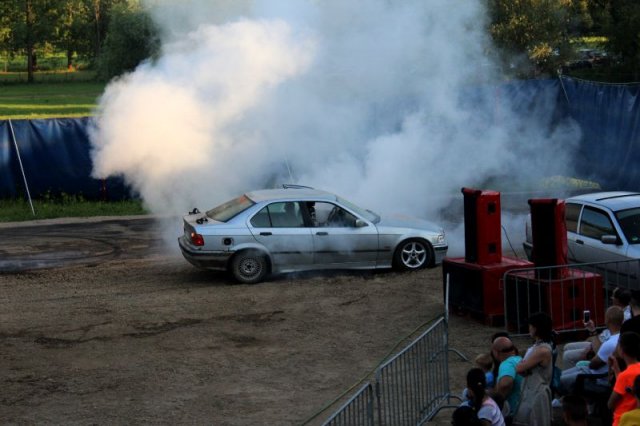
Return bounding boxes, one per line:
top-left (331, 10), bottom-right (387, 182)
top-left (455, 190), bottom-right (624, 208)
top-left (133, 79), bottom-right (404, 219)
top-left (190, 232), bottom-right (204, 246)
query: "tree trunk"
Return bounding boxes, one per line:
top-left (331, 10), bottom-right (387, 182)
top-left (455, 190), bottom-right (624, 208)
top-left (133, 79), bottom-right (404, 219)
top-left (67, 48), bottom-right (74, 70)
top-left (25, 0), bottom-right (34, 83)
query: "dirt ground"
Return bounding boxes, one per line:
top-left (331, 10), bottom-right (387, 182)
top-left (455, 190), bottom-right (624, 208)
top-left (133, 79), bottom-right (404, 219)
top-left (0, 217), bottom-right (518, 425)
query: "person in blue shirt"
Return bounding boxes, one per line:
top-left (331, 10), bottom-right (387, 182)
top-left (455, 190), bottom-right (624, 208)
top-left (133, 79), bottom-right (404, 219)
top-left (475, 353), bottom-right (495, 389)
top-left (491, 336), bottom-right (524, 419)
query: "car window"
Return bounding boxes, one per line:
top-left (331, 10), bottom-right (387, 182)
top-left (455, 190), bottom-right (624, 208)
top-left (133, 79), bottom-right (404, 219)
top-left (250, 202), bottom-right (304, 228)
top-left (579, 206), bottom-right (616, 240)
top-left (206, 194), bottom-right (255, 222)
top-left (616, 208), bottom-right (640, 244)
top-left (565, 203), bottom-right (581, 233)
top-left (313, 202), bottom-right (357, 227)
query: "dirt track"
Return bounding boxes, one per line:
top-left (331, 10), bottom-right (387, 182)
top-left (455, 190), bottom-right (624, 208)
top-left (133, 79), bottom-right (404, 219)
top-left (0, 217), bottom-right (498, 425)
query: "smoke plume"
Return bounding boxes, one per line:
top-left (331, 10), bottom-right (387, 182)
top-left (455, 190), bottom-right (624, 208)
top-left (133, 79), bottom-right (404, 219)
top-left (89, 0), bottom-right (580, 254)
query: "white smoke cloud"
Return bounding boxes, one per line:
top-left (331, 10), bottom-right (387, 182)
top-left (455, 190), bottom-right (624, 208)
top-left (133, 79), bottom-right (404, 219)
top-left (90, 0), bottom-right (580, 255)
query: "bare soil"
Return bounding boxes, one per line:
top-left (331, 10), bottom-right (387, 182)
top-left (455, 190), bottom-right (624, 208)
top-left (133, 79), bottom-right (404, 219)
top-left (0, 217), bottom-right (504, 425)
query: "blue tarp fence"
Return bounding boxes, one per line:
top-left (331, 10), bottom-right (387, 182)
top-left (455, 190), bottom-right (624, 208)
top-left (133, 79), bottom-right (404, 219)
top-left (0, 76), bottom-right (639, 200)
top-left (0, 117), bottom-right (129, 199)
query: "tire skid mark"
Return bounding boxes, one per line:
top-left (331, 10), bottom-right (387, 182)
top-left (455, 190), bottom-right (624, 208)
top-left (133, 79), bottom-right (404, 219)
top-left (4, 311), bottom-right (286, 348)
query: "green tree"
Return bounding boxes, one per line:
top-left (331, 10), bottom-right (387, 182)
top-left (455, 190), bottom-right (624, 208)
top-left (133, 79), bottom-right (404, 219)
top-left (607, 0), bottom-right (640, 78)
top-left (0, 0), bottom-right (62, 81)
top-left (96, 3), bottom-right (159, 80)
top-left (487, 0), bottom-right (574, 76)
top-left (83, 0), bottom-right (128, 62)
top-left (56, 0), bottom-right (91, 69)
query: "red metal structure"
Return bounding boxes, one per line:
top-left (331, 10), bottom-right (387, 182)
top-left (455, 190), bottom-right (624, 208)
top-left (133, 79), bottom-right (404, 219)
top-left (444, 188), bottom-right (533, 325)
top-left (505, 198), bottom-right (605, 331)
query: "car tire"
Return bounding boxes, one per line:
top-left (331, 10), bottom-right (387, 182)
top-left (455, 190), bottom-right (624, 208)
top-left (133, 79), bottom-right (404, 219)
top-left (393, 239), bottom-right (432, 271)
top-left (230, 251), bottom-right (268, 284)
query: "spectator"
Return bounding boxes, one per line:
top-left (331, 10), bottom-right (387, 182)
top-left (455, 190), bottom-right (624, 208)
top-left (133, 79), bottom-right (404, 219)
top-left (558, 306), bottom-right (623, 395)
top-left (462, 367), bottom-right (505, 426)
top-left (562, 304), bottom-right (622, 369)
top-left (612, 287), bottom-right (633, 322)
top-left (491, 336), bottom-right (522, 419)
top-left (608, 331), bottom-right (640, 426)
top-left (619, 375), bottom-right (640, 425)
top-left (621, 290), bottom-right (640, 335)
top-left (513, 312), bottom-right (553, 425)
top-left (475, 353), bottom-right (495, 389)
top-left (490, 331), bottom-right (511, 381)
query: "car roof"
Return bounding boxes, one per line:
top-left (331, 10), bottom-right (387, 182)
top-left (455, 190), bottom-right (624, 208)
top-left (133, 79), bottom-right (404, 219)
top-left (245, 188), bottom-right (338, 203)
top-left (567, 191), bottom-right (640, 211)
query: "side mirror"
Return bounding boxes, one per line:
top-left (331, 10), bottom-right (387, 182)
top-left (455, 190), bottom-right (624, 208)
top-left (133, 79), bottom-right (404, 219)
top-left (601, 235), bottom-right (619, 245)
top-left (355, 219), bottom-right (368, 228)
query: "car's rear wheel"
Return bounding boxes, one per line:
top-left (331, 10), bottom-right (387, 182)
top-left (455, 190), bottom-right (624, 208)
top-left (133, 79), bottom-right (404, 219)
top-left (393, 239), bottom-right (432, 270)
top-left (231, 251), bottom-right (268, 284)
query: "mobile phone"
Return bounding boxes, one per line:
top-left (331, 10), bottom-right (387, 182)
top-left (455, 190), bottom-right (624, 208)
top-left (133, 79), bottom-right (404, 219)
top-left (583, 310), bottom-right (591, 323)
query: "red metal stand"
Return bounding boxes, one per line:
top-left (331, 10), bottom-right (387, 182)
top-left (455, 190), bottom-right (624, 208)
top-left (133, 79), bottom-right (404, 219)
top-left (445, 188), bottom-right (533, 325)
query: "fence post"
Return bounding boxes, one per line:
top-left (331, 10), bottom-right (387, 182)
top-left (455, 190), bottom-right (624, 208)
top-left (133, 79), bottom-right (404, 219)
top-left (8, 119), bottom-right (36, 216)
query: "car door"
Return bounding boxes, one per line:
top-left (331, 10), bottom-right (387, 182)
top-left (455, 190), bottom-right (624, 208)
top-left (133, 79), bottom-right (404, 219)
top-left (572, 205), bottom-right (627, 264)
top-left (248, 201), bottom-right (314, 269)
top-left (309, 201), bottom-right (379, 267)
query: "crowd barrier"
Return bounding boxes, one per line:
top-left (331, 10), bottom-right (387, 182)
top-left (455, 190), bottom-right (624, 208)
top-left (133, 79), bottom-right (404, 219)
top-left (322, 315), bottom-right (461, 426)
top-left (503, 259), bottom-right (640, 335)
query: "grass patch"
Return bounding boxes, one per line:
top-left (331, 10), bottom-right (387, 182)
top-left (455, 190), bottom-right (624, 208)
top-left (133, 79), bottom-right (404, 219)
top-left (0, 79), bottom-right (104, 119)
top-left (0, 196), bottom-right (147, 223)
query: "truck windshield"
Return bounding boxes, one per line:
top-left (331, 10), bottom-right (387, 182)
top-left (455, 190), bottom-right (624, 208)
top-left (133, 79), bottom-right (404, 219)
top-left (616, 208), bottom-right (640, 244)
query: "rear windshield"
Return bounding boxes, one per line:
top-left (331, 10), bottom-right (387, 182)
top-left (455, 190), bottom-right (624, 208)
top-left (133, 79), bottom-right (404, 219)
top-left (616, 207), bottom-right (640, 244)
top-left (206, 195), bottom-right (255, 222)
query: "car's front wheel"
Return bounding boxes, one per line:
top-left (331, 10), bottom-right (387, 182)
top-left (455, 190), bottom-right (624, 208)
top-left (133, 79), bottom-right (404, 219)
top-left (393, 239), bottom-right (432, 270)
top-left (230, 251), bottom-right (268, 284)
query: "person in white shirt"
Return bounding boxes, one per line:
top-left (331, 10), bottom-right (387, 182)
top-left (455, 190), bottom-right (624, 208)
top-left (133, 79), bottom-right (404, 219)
top-left (558, 305), bottom-right (623, 395)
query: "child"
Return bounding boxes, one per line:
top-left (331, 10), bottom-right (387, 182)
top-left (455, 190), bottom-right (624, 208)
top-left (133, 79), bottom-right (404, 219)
top-left (620, 375), bottom-right (640, 426)
top-left (475, 353), bottom-right (495, 389)
top-left (463, 367), bottom-right (505, 426)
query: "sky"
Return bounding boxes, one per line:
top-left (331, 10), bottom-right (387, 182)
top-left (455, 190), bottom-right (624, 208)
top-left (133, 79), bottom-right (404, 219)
top-left (89, 0), bottom-right (581, 254)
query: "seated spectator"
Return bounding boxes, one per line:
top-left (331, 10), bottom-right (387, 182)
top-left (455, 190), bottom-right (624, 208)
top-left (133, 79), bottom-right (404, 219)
top-left (608, 331), bottom-right (640, 426)
top-left (620, 375), bottom-right (640, 426)
top-left (558, 306), bottom-right (623, 395)
top-left (562, 394), bottom-right (588, 426)
top-left (462, 367), bottom-right (505, 426)
top-left (513, 312), bottom-right (553, 425)
top-left (562, 306), bottom-right (619, 369)
top-left (475, 353), bottom-right (495, 389)
top-left (561, 291), bottom-right (629, 370)
top-left (491, 336), bottom-right (522, 419)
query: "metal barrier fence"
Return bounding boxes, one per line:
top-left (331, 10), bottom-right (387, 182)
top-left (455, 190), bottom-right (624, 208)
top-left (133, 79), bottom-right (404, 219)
top-left (323, 383), bottom-right (374, 426)
top-left (375, 317), bottom-right (450, 425)
top-left (503, 258), bottom-right (640, 335)
top-left (321, 315), bottom-right (460, 426)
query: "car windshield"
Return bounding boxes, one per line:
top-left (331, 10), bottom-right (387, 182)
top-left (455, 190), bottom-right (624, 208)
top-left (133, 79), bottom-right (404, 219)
top-left (206, 195), bottom-right (255, 222)
top-left (615, 207), bottom-right (640, 244)
top-left (337, 196), bottom-right (380, 223)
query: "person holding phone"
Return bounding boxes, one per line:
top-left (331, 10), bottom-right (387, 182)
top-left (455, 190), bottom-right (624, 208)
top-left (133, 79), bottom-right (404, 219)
top-left (557, 306), bottom-right (624, 395)
top-left (562, 308), bottom-right (614, 369)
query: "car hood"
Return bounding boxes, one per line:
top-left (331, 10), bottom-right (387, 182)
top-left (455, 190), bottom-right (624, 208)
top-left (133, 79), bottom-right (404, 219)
top-left (377, 214), bottom-right (443, 233)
